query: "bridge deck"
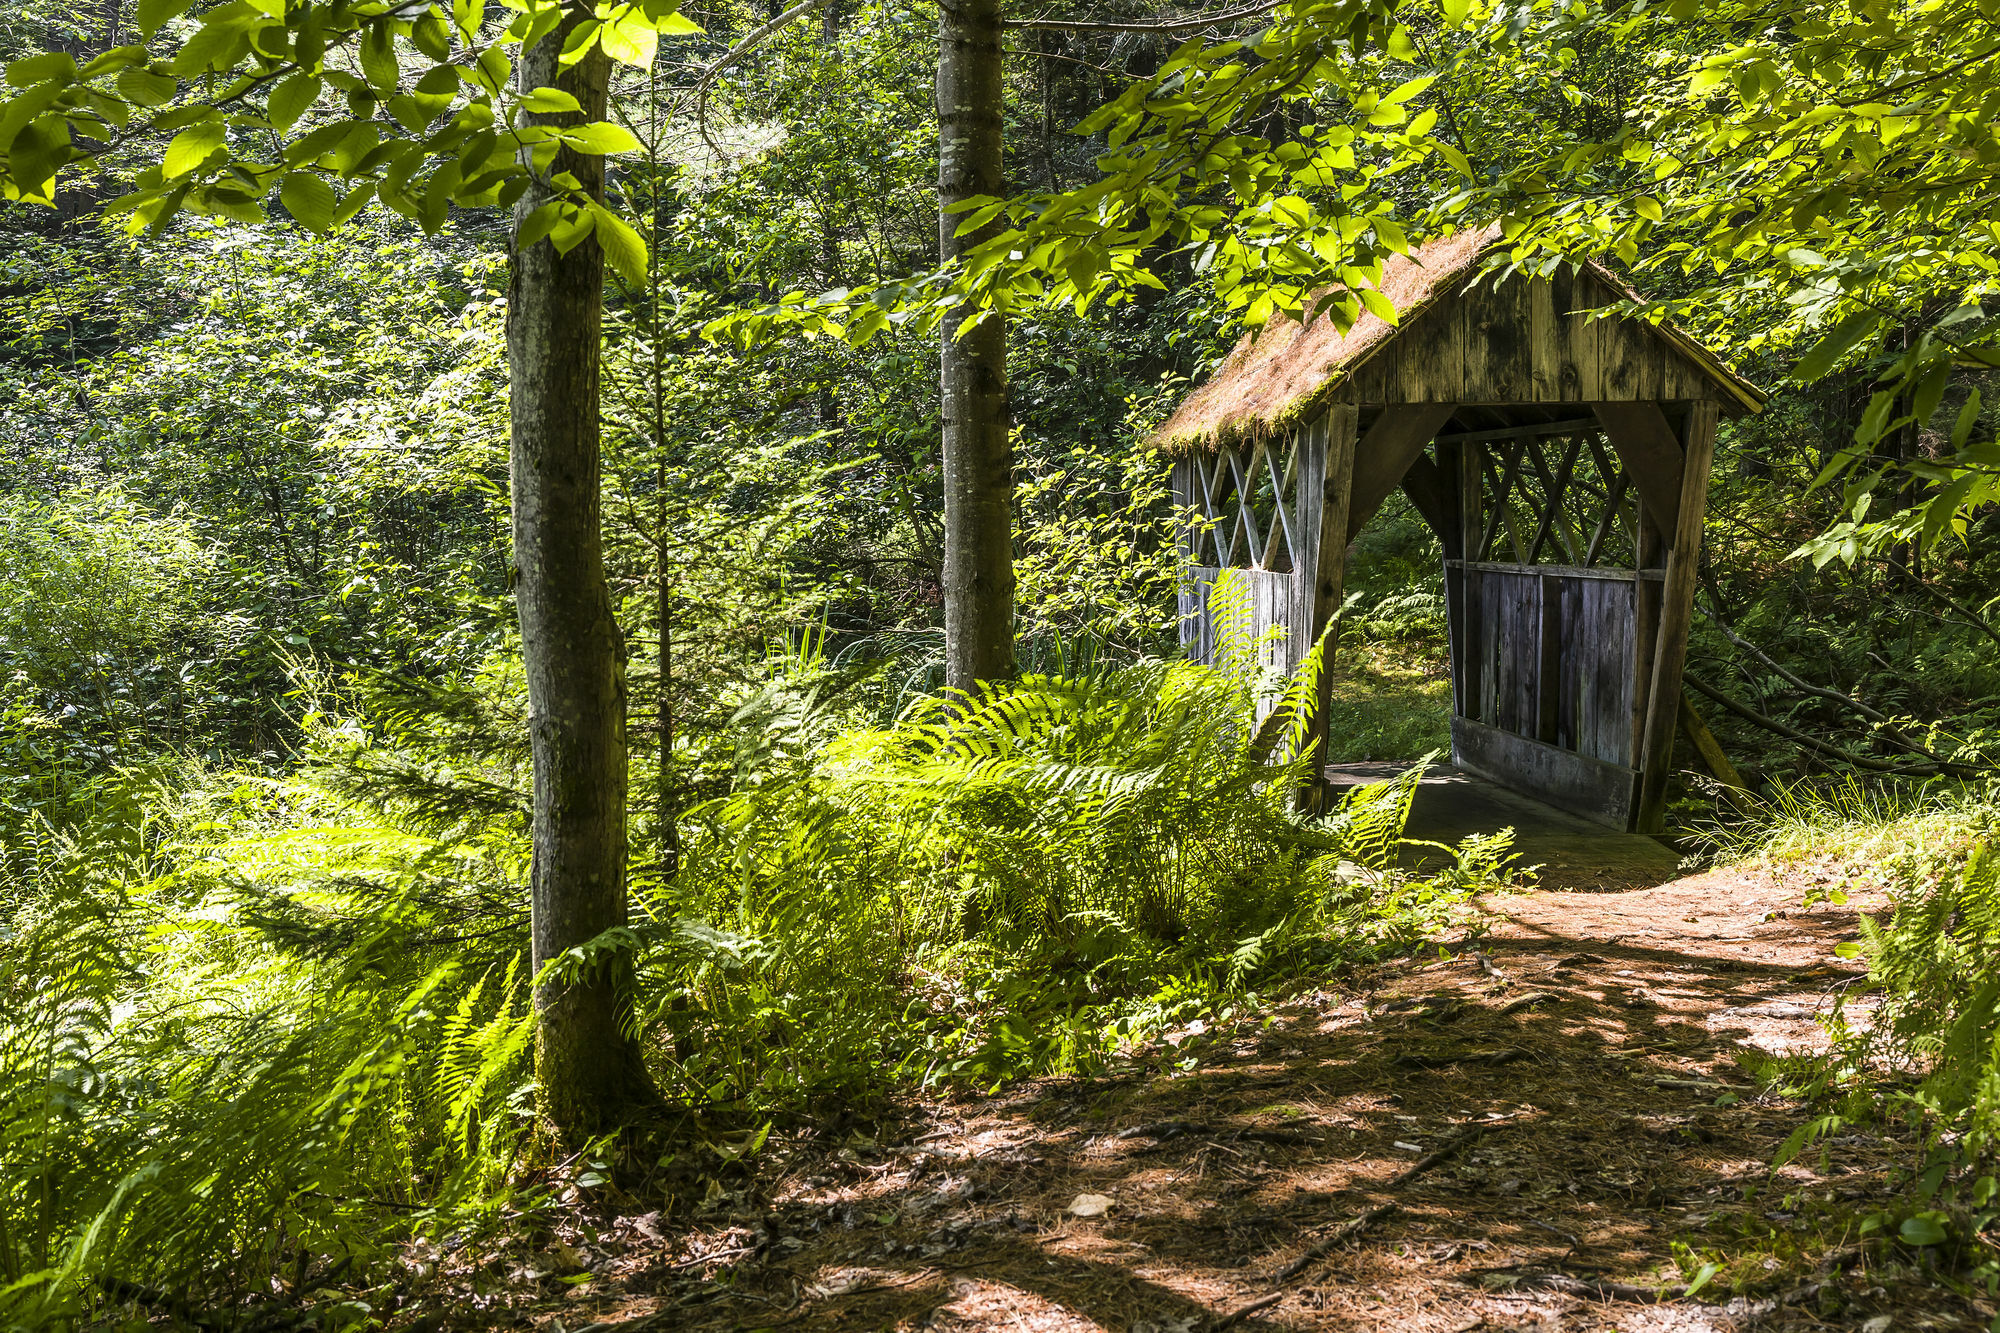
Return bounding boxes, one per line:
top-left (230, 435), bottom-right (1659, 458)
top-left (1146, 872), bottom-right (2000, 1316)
top-left (1325, 760), bottom-right (1684, 891)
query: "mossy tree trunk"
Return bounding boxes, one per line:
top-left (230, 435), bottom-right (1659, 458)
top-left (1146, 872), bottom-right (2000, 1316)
top-left (508, 13), bottom-right (655, 1139)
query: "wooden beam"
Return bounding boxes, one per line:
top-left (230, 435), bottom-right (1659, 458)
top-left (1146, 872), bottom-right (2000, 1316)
top-left (1524, 433), bottom-right (1586, 565)
top-left (1301, 404), bottom-right (1358, 810)
top-left (1404, 447), bottom-right (1466, 721)
top-left (1628, 467), bottom-right (1665, 780)
top-left (1447, 559), bottom-right (1659, 582)
top-left (1345, 403), bottom-right (1460, 544)
top-left (1476, 438), bottom-right (1531, 564)
top-left (1591, 401), bottom-right (1685, 540)
top-left (1399, 451), bottom-right (1458, 558)
top-left (1434, 416), bottom-right (1597, 446)
top-left (1454, 441), bottom-right (1483, 723)
top-left (1678, 689), bottom-right (1750, 797)
top-left (1634, 400), bottom-right (1719, 832)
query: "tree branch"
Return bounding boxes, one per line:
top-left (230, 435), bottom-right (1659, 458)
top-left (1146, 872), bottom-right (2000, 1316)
top-left (683, 0), bottom-right (824, 158)
top-left (1874, 553), bottom-right (2000, 654)
top-left (1682, 674), bottom-right (1944, 777)
top-left (685, 0), bottom-right (824, 103)
top-left (1697, 568), bottom-right (1961, 767)
top-left (1005, 44), bottom-right (1120, 72)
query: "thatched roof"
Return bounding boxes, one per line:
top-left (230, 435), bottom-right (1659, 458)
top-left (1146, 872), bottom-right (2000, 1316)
top-left (1149, 225), bottom-right (1763, 453)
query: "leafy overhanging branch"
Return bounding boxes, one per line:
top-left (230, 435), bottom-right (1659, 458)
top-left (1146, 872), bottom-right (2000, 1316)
top-left (0, 0), bottom-right (700, 282)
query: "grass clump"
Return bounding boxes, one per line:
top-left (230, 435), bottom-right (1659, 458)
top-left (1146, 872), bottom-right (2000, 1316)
top-left (1322, 638), bottom-right (1453, 765)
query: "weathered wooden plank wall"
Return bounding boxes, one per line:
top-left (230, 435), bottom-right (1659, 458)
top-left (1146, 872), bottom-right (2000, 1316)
top-left (1555, 574), bottom-right (1639, 765)
top-left (1472, 568), bottom-right (1539, 736)
top-left (1344, 270), bottom-right (1714, 406)
top-left (1450, 566), bottom-right (1641, 763)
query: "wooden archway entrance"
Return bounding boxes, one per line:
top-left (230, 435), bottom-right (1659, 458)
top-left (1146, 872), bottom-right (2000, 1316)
top-left (1158, 234), bottom-right (1761, 834)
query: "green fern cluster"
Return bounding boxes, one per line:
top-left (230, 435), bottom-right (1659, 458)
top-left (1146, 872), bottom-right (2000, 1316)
top-left (0, 606), bottom-right (1506, 1321)
top-left (1777, 812), bottom-right (2000, 1266)
top-left (0, 759), bottom-right (538, 1328)
top-left (1856, 844), bottom-right (2000, 1113)
top-left (637, 635), bottom-right (1499, 1100)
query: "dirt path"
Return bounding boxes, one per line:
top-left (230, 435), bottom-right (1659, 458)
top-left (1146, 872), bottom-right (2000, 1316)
top-left (540, 867), bottom-right (1989, 1332)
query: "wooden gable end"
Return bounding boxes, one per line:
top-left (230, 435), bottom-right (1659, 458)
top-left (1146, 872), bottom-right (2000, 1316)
top-left (1337, 268), bottom-right (1721, 407)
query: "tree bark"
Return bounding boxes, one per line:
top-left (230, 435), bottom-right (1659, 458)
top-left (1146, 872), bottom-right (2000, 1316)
top-left (509, 16), bottom-right (653, 1139)
top-left (938, 0), bottom-right (1016, 691)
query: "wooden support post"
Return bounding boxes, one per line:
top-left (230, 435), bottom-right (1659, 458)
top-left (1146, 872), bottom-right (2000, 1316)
top-left (1631, 524), bottom-right (1663, 773)
top-left (1300, 404), bottom-right (1357, 810)
top-left (1171, 455), bottom-right (1202, 661)
top-left (1454, 440), bottom-right (1483, 732)
top-left (1634, 400), bottom-right (1719, 833)
top-left (1404, 450), bottom-right (1464, 719)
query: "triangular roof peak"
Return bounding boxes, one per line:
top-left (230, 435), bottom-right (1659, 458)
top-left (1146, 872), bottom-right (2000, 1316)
top-left (1150, 226), bottom-right (1763, 453)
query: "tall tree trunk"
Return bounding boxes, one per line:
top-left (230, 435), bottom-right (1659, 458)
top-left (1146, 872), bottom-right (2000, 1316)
top-left (509, 16), bottom-right (653, 1139)
top-left (655, 392), bottom-right (677, 879)
top-left (938, 0), bottom-right (1015, 691)
top-left (644, 64), bottom-right (680, 883)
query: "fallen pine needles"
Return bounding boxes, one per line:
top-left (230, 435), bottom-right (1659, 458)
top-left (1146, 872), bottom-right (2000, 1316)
top-left (1472, 1268), bottom-right (1828, 1310)
top-left (1113, 1121), bottom-right (1325, 1149)
top-left (1270, 1204), bottom-right (1398, 1282)
top-left (1391, 1046), bottom-right (1529, 1070)
top-left (1388, 1119), bottom-right (1512, 1188)
top-left (1210, 1290), bottom-right (1283, 1327)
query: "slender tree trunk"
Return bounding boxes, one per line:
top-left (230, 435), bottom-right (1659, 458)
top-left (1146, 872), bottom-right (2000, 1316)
top-left (655, 406), bottom-right (677, 879)
top-left (938, 0), bottom-right (1016, 691)
top-left (640, 64), bottom-right (680, 883)
top-left (509, 16), bottom-right (653, 1138)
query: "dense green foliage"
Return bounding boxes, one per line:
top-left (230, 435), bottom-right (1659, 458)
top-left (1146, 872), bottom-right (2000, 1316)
top-left (1711, 784), bottom-right (2000, 1279)
top-left (0, 632), bottom-right (1501, 1324)
top-left (1, 0), bottom-right (1999, 1319)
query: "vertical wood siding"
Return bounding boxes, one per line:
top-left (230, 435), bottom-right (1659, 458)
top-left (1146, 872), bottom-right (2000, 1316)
top-left (1346, 270), bottom-right (1717, 406)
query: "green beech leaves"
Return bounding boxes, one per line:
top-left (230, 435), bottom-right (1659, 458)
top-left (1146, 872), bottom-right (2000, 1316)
top-left (713, 0), bottom-right (1447, 351)
top-left (720, 0), bottom-right (2000, 562)
top-left (1794, 313), bottom-right (1881, 386)
top-left (0, 0), bottom-right (689, 281)
top-left (163, 120), bottom-right (225, 178)
top-left (559, 122), bottom-right (641, 155)
top-left (279, 171), bottom-right (336, 232)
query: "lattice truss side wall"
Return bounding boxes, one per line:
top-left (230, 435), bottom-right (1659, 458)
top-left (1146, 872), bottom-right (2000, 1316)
top-left (1170, 421), bottom-right (1328, 690)
top-left (1459, 421), bottom-right (1641, 570)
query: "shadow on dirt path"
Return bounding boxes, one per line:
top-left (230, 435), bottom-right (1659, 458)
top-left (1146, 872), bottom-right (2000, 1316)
top-left (534, 863), bottom-right (1985, 1333)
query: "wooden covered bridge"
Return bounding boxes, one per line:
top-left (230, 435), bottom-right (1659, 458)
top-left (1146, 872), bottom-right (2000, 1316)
top-left (1157, 226), bottom-right (1763, 835)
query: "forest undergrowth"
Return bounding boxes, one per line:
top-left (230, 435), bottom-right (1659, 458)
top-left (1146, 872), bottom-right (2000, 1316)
top-left (1686, 775), bottom-right (2000, 1294)
top-left (0, 607), bottom-right (1510, 1329)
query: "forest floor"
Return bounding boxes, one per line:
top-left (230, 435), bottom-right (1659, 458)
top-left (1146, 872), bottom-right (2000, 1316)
top-left (457, 858), bottom-right (1992, 1333)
